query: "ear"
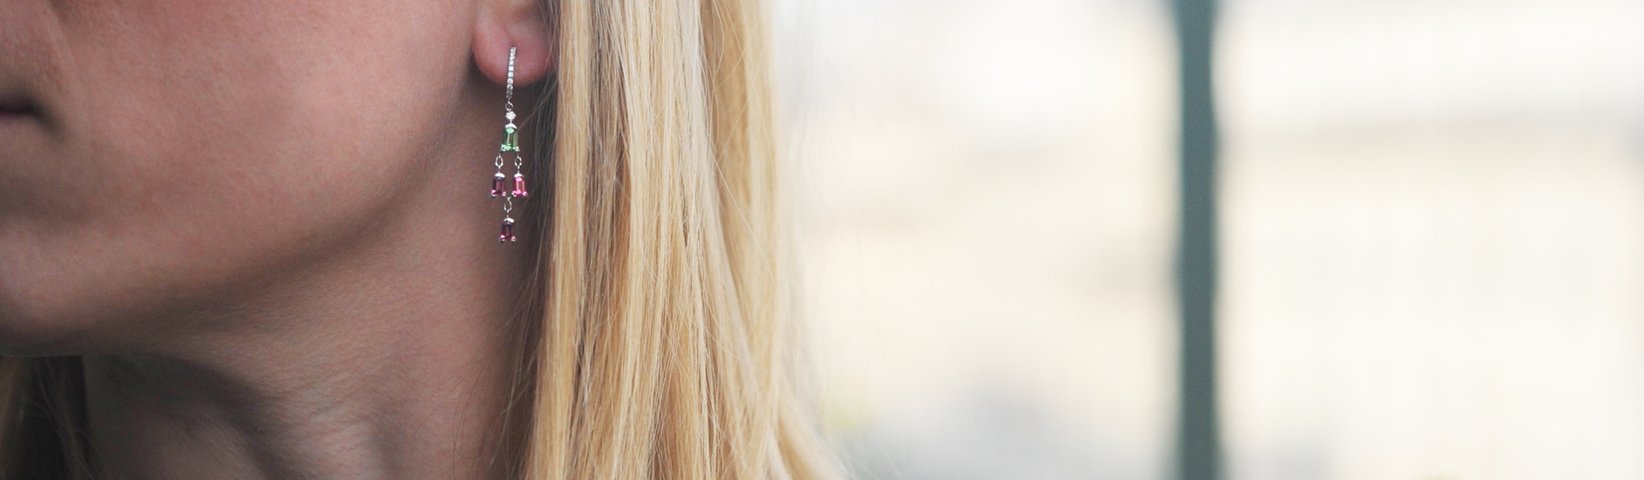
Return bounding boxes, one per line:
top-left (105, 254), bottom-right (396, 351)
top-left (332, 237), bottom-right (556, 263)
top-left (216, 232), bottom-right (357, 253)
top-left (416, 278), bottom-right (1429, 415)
top-left (473, 0), bottom-right (555, 86)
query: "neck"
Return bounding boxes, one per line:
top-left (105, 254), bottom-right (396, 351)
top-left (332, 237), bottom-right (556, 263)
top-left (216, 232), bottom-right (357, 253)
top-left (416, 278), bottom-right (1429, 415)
top-left (81, 141), bottom-right (530, 480)
top-left (83, 247), bottom-right (526, 479)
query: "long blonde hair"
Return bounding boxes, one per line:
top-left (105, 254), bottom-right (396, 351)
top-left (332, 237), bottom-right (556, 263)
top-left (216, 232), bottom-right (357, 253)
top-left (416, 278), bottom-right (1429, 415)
top-left (514, 0), bottom-right (835, 477)
top-left (0, 0), bottom-right (837, 478)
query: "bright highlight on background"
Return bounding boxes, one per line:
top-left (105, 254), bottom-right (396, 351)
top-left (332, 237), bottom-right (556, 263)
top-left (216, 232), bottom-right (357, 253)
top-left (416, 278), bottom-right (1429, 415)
top-left (770, 0), bottom-right (1644, 478)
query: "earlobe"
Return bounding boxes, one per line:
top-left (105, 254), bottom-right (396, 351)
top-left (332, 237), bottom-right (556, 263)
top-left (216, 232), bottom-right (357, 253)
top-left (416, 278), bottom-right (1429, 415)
top-left (473, 2), bottom-right (555, 86)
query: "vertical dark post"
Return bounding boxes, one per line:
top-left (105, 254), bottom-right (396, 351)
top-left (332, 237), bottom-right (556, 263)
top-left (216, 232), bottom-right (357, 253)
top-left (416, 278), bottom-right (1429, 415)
top-left (1172, 0), bottom-right (1222, 479)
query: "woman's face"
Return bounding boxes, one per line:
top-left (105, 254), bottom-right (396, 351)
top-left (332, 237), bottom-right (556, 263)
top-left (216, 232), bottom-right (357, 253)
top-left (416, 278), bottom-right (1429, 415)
top-left (0, 0), bottom-right (483, 351)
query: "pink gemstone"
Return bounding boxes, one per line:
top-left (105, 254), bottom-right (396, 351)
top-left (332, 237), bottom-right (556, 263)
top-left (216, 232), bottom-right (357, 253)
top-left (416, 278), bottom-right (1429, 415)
top-left (499, 218), bottom-right (516, 242)
top-left (490, 173), bottom-right (507, 197)
top-left (512, 173), bottom-right (529, 197)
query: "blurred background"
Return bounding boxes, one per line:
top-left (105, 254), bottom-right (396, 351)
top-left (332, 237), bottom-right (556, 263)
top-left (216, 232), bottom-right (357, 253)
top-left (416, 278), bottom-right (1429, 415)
top-left (767, 0), bottom-right (1644, 478)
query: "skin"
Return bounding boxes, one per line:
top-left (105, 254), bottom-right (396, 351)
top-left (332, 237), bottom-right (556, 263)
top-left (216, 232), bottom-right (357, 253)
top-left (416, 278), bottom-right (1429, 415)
top-left (0, 0), bottom-right (553, 478)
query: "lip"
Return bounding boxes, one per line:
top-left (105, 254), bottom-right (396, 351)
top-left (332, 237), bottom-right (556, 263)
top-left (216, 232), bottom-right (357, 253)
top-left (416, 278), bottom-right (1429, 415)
top-left (0, 93), bottom-right (45, 127)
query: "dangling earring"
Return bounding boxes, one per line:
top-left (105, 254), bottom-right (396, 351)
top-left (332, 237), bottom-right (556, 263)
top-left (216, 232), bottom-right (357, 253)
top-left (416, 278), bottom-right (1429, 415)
top-left (492, 46), bottom-right (526, 242)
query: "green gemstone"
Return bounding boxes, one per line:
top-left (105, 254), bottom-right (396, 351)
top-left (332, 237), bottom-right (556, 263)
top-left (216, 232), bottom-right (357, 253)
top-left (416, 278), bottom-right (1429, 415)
top-left (501, 124), bottom-right (520, 152)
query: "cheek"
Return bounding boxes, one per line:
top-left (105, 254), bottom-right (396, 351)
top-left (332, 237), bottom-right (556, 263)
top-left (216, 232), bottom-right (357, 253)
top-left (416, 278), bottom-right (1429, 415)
top-left (0, 0), bottom-right (469, 351)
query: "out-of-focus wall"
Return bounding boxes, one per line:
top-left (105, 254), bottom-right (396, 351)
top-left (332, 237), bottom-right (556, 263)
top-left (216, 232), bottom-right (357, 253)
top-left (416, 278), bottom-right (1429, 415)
top-left (770, 0), bottom-right (1644, 478)
top-left (1220, 1), bottom-right (1644, 479)
top-left (773, 1), bottom-right (1179, 478)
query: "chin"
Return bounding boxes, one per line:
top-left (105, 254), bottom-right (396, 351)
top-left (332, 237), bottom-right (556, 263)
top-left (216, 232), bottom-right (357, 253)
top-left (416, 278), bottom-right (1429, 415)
top-left (0, 261), bottom-right (147, 357)
top-left (0, 311), bottom-right (84, 357)
top-left (0, 290), bottom-right (96, 356)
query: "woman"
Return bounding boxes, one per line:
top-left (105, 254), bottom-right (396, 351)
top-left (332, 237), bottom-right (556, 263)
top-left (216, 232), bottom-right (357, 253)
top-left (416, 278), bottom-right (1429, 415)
top-left (0, 0), bottom-right (837, 478)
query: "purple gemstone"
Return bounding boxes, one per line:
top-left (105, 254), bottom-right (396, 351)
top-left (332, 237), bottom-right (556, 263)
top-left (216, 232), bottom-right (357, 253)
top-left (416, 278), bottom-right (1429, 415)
top-left (512, 173), bottom-right (529, 198)
top-left (491, 173), bottom-right (506, 197)
top-left (499, 218), bottom-right (517, 242)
